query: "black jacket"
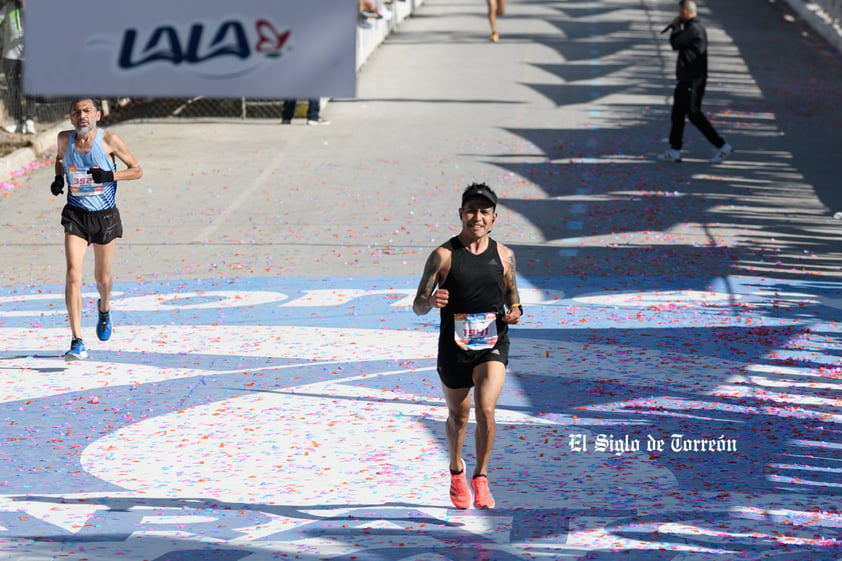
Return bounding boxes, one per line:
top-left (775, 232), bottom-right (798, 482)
top-left (670, 17), bottom-right (708, 81)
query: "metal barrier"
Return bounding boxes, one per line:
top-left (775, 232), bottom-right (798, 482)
top-left (814, 0), bottom-right (842, 24)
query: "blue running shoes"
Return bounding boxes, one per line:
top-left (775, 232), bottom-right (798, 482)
top-left (64, 338), bottom-right (88, 361)
top-left (97, 299), bottom-right (112, 341)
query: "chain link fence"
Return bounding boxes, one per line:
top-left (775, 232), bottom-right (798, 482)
top-left (99, 97), bottom-right (310, 122)
top-left (1, 88), bottom-right (314, 129)
top-left (0, 72), bottom-right (71, 156)
top-left (0, 92), bottom-right (314, 158)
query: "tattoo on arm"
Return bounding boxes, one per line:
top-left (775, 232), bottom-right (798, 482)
top-left (504, 251), bottom-right (520, 307)
top-left (413, 251), bottom-right (442, 315)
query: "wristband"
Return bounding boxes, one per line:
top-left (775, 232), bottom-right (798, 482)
top-left (510, 303), bottom-right (523, 313)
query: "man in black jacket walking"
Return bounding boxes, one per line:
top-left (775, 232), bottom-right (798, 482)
top-left (661, 0), bottom-right (733, 163)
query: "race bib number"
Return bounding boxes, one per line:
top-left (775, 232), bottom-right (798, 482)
top-left (453, 312), bottom-right (498, 351)
top-left (68, 166), bottom-right (103, 197)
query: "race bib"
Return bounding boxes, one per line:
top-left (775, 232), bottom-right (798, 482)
top-left (68, 166), bottom-right (104, 197)
top-left (453, 312), bottom-right (498, 351)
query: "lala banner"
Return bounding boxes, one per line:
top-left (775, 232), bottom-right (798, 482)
top-left (24, 0), bottom-right (357, 98)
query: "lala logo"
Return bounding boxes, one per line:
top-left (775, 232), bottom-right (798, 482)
top-left (254, 20), bottom-right (291, 57)
top-left (88, 17), bottom-right (293, 78)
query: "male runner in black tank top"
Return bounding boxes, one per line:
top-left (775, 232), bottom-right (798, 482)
top-left (413, 183), bottom-right (522, 510)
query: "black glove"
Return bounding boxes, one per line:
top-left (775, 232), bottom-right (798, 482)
top-left (88, 167), bottom-right (114, 184)
top-left (50, 175), bottom-right (64, 196)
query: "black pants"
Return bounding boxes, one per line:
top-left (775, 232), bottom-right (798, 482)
top-left (669, 79), bottom-right (724, 151)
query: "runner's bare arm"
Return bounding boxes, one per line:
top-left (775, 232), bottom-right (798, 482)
top-left (54, 131), bottom-right (70, 176)
top-left (500, 243), bottom-right (522, 324)
top-left (103, 131), bottom-right (143, 181)
top-left (413, 248), bottom-right (449, 315)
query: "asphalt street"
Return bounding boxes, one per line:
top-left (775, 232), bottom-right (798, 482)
top-left (1, 0), bottom-right (840, 284)
top-left (1, 0), bottom-right (842, 559)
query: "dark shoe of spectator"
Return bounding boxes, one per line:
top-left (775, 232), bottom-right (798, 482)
top-left (659, 148), bottom-right (682, 162)
top-left (710, 143), bottom-right (733, 164)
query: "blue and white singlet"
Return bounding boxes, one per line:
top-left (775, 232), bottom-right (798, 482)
top-left (64, 129), bottom-right (118, 211)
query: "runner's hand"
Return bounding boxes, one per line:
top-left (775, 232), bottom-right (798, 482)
top-left (430, 289), bottom-right (449, 308)
top-left (50, 175), bottom-right (64, 196)
top-left (502, 306), bottom-right (522, 324)
top-left (88, 167), bottom-right (114, 184)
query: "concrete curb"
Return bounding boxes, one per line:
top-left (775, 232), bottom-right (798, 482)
top-left (782, 0), bottom-right (842, 53)
top-left (0, 121), bottom-right (68, 183)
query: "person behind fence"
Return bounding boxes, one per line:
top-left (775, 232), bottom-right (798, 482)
top-left (413, 182), bottom-right (522, 510)
top-left (280, 98), bottom-right (330, 126)
top-left (1, 0), bottom-right (35, 135)
top-left (660, 0), bottom-right (733, 164)
top-left (51, 98), bottom-right (143, 361)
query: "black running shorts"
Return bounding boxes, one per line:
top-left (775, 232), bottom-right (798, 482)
top-left (437, 333), bottom-right (510, 389)
top-left (61, 204), bottom-right (123, 245)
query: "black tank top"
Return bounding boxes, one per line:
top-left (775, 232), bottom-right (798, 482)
top-left (439, 236), bottom-right (507, 351)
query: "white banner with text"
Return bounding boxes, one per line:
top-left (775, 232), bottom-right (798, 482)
top-left (24, 0), bottom-right (357, 98)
